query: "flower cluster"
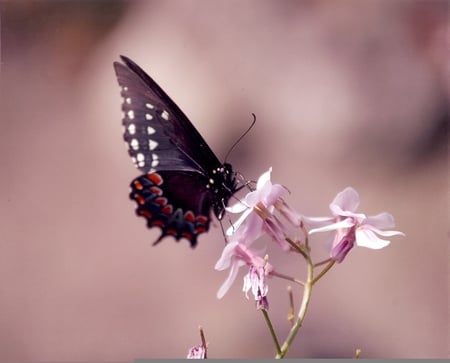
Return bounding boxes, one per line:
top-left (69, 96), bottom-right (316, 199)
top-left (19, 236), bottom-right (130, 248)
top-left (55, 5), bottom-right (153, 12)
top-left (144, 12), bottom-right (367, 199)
top-left (186, 167), bottom-right (405, 358)
top-left (215, 168), bottom-right (405, 307)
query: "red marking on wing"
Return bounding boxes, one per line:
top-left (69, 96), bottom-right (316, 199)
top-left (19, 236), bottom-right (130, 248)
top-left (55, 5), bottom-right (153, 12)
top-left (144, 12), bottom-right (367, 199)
top-left (154, 197), bottom-right (168, 206)
top-left (195, 226), bottom-right (207, 234)
top-left (149, 186), bottom-right (163, 195)
top-left (166, 228), bottom-right (177, 236)
top-left (182, 231), bottom-right (193, 241)
top-left (184, 211), bottom-right (195, 222)
top-left (138, 210), bottom-right (153, 219)
top-left (133, 180), bottom-right (144, 190)
top-left (161, 205), bottom-right (173, 215)
top-left (196, 216), bottom-right (208, 224)
top-left (151, 219), bottom-right (165, 227)
top-left (134, 194), bottom-right (146, 205)
top-left (147, 173), bottom-right (163, 185)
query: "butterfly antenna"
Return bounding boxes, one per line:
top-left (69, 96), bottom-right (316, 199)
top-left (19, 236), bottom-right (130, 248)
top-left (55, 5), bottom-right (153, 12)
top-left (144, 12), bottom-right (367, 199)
top-left (224, 113), bottom-right (256, 163)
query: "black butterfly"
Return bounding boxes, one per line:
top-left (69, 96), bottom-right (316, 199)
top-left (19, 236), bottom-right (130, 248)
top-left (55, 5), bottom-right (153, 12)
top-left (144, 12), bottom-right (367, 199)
top-left (113, 56), bottom-right (238, 247)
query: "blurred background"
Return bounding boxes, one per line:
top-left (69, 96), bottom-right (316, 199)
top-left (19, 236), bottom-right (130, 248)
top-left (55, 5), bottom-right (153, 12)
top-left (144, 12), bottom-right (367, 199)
top-left (0, 0), bottom-right (448, 359)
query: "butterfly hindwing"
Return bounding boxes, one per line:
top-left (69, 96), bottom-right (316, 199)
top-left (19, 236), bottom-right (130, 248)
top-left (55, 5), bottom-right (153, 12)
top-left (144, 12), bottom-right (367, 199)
top-left (130, 171), bottom-right (213, 247)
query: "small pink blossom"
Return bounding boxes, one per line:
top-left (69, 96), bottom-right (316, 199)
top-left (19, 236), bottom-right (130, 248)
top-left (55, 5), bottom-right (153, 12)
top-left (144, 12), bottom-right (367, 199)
top-left (307, 187), bottom-right (405, 262)
top-left (226, 168), bottom-right (291, 250)
top-left (215, 220), bottom-right (273, 299)
top-left (187, 344), bottom-right (206, 359)
top-left (243, 263), bottom-right (270, 310)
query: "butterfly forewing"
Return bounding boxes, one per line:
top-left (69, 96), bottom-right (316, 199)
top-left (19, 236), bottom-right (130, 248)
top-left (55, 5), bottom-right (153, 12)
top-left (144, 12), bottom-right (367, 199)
top-left (114, 56), bottom-right (222, 173)
top-left (113, 56), bottom-right (238, 247)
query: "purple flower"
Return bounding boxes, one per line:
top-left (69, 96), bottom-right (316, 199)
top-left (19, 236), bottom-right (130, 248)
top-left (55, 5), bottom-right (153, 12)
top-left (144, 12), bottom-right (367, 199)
top-left (307, 187), bottom-right (405, 262)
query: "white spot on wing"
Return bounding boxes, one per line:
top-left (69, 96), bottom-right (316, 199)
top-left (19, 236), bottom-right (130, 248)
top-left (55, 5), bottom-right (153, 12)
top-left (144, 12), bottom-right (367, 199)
top-left (136, 153), bottom-right (145, 168)
top-left (145, 113), bottom-right (153, 120)
top-left (127, 123), bottom-right (136, 135)
top-left (148, 139), bottom-right (158, 150)
top-left (145, 103), bottom-right (154, 109)
top-left (151, 153), bottom-right (159, 167)
top-left (125, 97), bottom-right (131, 104)
top-left (147, 126), bottom-right (155, 134)
top-left (130, 138), bottom-right (139, 150)
top-left (127, 110), bottom-right (135, 119)
top-left (161, 110), bottom-right (169, 120)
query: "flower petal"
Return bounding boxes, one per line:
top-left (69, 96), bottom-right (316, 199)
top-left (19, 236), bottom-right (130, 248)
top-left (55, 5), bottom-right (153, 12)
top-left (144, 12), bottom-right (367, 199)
top-left (216, 258), bottom-right (244, 299)
top-left (301, 215), bottom-right (335, 229)
top-left (226, 201), bottom-right (248, 214)
top-left (263, 184), bottom-right (286, 207)
top-left (308, 218), bottom-right (355, 235)
top-left (330, 187), bottom-right (360, 214)
top-left (256, 167), bottom-right (272, 190)
top-left (364, 212), bottom-right (396, 229)
top-left (226, 209), bottom-right (253, 235)
top-left (355, 228), bottom-right (391, 249)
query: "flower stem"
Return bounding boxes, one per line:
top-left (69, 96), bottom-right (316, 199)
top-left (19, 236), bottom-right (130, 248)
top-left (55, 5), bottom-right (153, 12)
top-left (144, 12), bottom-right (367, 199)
top-left (287, 286), bottom-right (295, 327)
top-left (261, 308), bottom-right (281, 355)
top-left (313, 258), bottom-right (332, 267)
top-left (285, 237), bottom-right (309, 260)
top-left (311, 260), bottom-right (335, 285)
top-left (271, 271), bottom-right (305, 286)
top-left (275, 259), bottom-right (314, 358)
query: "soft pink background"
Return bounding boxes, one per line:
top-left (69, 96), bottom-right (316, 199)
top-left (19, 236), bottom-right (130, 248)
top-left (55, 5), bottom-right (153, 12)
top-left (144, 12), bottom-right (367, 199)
top-left (0, 0), bottom-right (448, 359)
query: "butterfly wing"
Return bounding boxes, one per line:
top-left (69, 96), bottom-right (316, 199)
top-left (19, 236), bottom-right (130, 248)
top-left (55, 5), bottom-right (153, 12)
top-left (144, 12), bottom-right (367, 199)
top-left (130, 171), bottom-right (214, 247)
top-left (113, 55), bottom-right (222, 174)
top-left (113, 56), bottom-right (237, 247)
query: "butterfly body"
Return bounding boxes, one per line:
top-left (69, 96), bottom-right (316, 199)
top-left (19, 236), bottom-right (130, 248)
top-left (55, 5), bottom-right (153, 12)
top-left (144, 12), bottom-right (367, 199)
top-left (113, 56), bottom-right (238, 247)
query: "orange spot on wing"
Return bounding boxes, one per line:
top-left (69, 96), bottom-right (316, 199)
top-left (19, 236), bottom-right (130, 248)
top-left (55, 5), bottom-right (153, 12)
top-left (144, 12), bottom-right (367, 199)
top-left (147, 173), bottom-right (163, 185)
top-left (133, 180), bottom-right (143, 190)
top-left (134, 194), bottom-right (146, 205)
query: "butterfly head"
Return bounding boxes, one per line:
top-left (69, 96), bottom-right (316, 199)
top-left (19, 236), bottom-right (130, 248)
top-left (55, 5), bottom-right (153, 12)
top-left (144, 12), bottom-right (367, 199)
top-left (208, 163), bottom-right (238, 220)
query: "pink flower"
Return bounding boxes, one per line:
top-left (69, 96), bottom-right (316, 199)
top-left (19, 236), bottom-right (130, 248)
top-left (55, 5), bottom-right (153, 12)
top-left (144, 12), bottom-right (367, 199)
top-left (243, 264), bottom-right (270, 310)
top-left (215, 223), bottom-right (273, 298)
top-left (226, 168), bottom-right (292, 250)
top-left (307, 187), bottom-right (405, 262)
top-left (187, 344), bottom-right (206, 359)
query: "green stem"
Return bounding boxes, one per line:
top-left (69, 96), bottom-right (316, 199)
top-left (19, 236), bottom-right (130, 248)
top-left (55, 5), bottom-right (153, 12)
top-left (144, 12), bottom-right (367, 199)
top-left (313, 258), bottom-right (332, 267)
top-left (275, 260), bottom-right (314, 358)
top-left (261, 308), bottom-right (281, 355)
top-left (271, 271), bottom-right (305, 286)
top-left (285, 237), bottom-right (309, 260)
top-left (311, 260), bottom-right (335, 285)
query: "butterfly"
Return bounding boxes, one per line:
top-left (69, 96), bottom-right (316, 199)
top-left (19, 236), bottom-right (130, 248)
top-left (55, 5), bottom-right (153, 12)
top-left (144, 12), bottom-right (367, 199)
top-left (113, 56), bottom-right (239, 247)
